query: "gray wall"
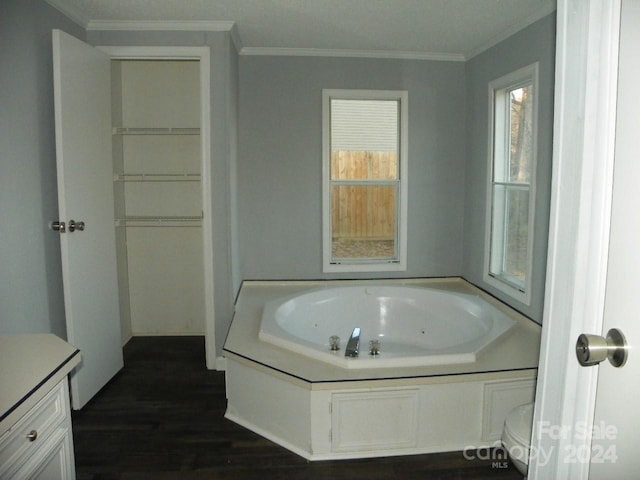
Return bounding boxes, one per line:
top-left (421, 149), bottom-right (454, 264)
top-left (238, 14), bottom-right (555, 323)
top-left (463, 14), bottom-right (556, 322)
top-left (0, 0), bottom-right (86, 337)
top-left (238, 56), bottom-right (467, 280)
top-left (87, 29), bottom-right (240, 354)
top-left (0, 3), bottom-right (240, 356)
top-left (0, 0), bottom-right (553, 357)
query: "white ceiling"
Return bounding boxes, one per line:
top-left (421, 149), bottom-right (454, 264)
top-left (46, 0), bottom-right (556, 60)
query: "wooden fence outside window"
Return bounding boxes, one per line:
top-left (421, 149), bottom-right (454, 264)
top-left (331, 151), bottom-right (397, 240)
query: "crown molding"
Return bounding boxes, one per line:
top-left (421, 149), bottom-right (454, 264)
top-left (44, 0), bottom-right (554, 62)
top-left (86, 20), bottom-right (235, 32)
top-left (86, 20), bottom-right (242, 51)
top-left (228, 23), bottom-right (243, 52)
top-left (43, 0), bottom-right (241, 51)
top-left (44, 0), bottom-right (90, 27)
top-left (240, 47), bottom-right (465, 62)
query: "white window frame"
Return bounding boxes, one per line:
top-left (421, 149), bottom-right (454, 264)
top-left (484, 63), bottom-right (539, 304)
top-left (322, 89), bottom-right (408, 273)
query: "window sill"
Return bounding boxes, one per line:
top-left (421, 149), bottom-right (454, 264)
top-left (483, 273), bottom-right (531, 306)
top-left (323, 261), bottom-right (406, 273)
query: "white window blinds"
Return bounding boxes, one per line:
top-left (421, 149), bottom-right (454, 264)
top-left (330, 99), bottom-right (398, 152)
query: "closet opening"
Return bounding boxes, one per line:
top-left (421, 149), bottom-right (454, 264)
top-left (99, 47), bottom-right (215, 367)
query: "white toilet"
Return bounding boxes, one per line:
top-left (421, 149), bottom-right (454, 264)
top-left (502, 402), bottom-right (534, 476)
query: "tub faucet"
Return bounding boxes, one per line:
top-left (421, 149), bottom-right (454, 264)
top-left (345, 327), bottom-right (361, 357)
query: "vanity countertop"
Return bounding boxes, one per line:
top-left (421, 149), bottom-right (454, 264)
top-left (0, 334), bottom-right (81, 435)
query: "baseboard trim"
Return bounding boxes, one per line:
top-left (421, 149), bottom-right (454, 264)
top-left (215, 356), bottom-right (227, 371)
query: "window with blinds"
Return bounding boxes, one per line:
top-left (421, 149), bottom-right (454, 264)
top-left (322, 90), bottom-right (408, 272)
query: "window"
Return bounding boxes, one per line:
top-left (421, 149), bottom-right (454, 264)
top-left (323, 90), bottom-right (408, 272)
top-left (485, 64), bottom-right (538, 303)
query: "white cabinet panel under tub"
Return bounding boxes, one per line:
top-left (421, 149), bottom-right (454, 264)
top-left (482, 379), bottom-right (536, 441)
top-left (224, 356), bottom-right (537, 461)
top-left (224, 359), bottom-right (312, 459)
top-left (330, 389), bottom-right (419, 452)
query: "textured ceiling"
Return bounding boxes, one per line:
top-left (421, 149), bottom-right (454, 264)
top-left (46, 0), bottom-right (556, 59)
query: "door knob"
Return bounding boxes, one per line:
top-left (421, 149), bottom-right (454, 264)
top-left (68, 220), bottom-right (85, 232)
top-left (51, 221), bottom-right (66, 233)
top-left (576, 328), bottom-right (628, 367)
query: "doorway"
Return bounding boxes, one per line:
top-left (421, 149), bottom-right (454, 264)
top-left (53, 33), bottom-right (216, 408)
top-left (99, 46), bottom-right (216, 366)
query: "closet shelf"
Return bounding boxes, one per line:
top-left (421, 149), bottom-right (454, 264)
top-left (115, 216), bottom-right (202, 227)
top-left (114, 173), bottom-right (201, 182)
top-left (113, 127), bottom-right (200, 135)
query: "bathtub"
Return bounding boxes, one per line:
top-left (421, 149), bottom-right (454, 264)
top-left (259, 285), bottom-right (515, 368)
top-left (224, 279), bottom-right (540, 460)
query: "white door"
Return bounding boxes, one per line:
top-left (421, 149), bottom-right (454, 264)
top-left (530, 0), bottom-right (640, 478)
top-left (52, 29), bottom-right (123, 409)
top-left (589, 1), bottom-right (640, 476)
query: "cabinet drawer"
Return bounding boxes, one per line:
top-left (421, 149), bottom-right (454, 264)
top-left (0, 381), bottom-right (68, 476)
top-left (12, 425), bottom-right (74, 480)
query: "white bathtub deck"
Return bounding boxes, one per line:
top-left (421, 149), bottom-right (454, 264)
top-left (224, 277), bottom-right (541, 386)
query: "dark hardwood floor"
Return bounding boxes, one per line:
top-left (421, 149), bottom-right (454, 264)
top-left (71, 336), bottom-right (524, 480)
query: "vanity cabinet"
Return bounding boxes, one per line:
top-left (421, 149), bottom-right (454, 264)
top-left (0, 335), bottom-right (81, 479)
top-left (0, 380), bottom-right (74, 479)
